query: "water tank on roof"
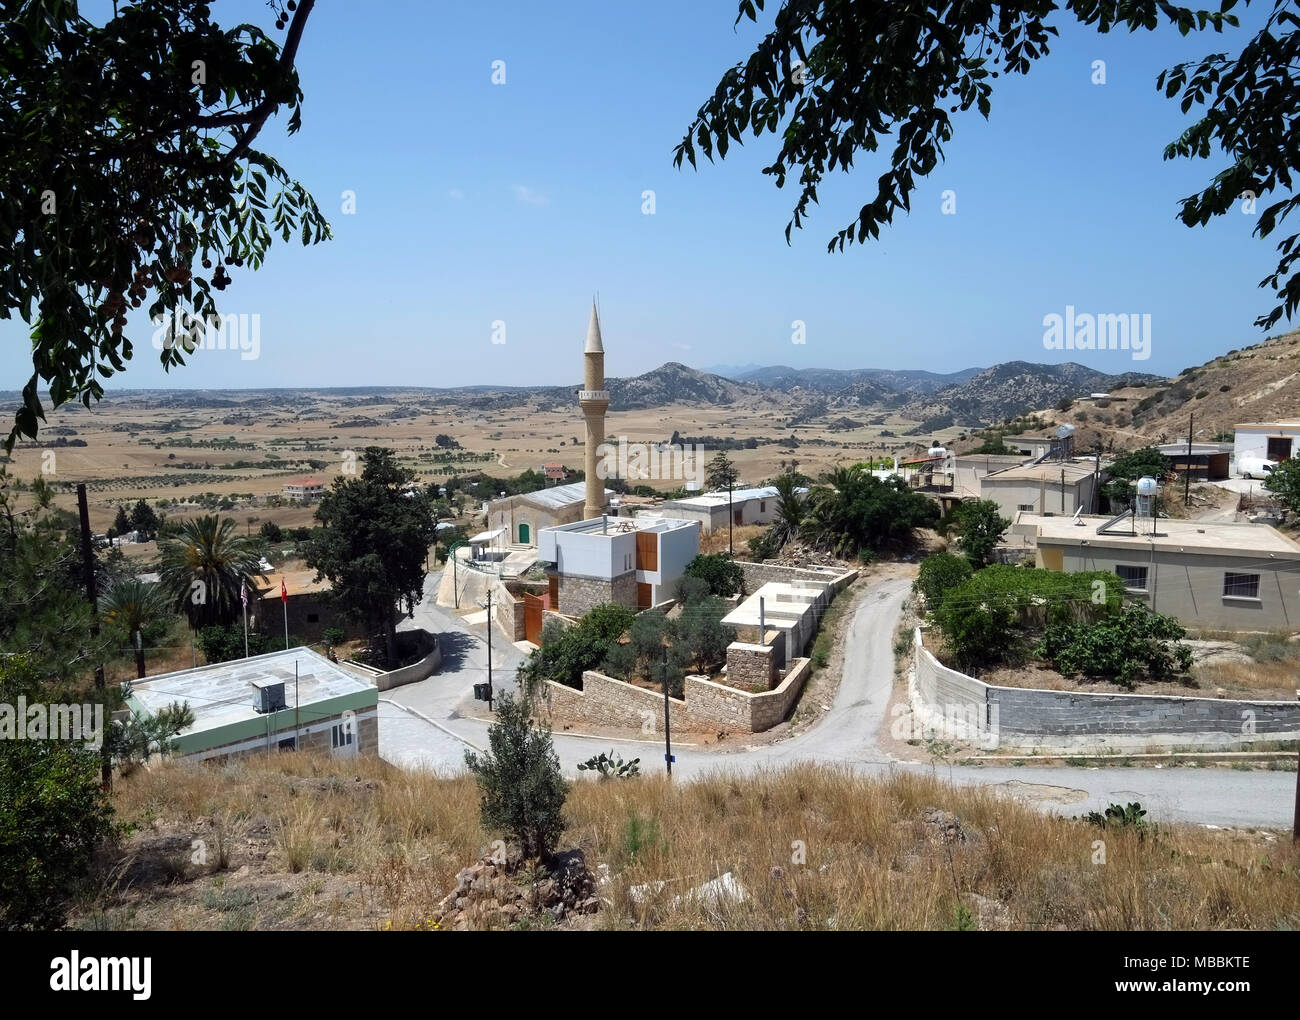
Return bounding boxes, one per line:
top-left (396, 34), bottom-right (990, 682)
top-left (1135, 475), bottom-right (1158, 520)
top-left (927, 445), bottom-right (948, 458)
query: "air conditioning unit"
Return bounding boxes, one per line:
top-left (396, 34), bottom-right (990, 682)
top-left (250, 678), bottom-right (286, 714)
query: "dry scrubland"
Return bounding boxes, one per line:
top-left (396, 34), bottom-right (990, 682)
top-left (2, 388), bottom-right (935, 536)
top-left (77, 753), bottom-right (1300, 931)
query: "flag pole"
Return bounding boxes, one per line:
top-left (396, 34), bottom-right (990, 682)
top-left (240, 580), bottom-right (250, 658)
top-left (281, 577), bottom-right (290, 650)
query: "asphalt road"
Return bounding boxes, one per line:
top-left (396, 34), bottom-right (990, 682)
top-left (379, 570), bottom-right (1297, 828)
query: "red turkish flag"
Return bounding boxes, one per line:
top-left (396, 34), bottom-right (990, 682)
top-left (280, 579), bottom-right (288, 603)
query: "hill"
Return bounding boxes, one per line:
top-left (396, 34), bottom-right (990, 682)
top-left (904, 361), bottom-right (1165, 428)
top-left (1038, 330), bottom-right (1300, 451)
top-left (74, 753), bottom-right (1300, 931)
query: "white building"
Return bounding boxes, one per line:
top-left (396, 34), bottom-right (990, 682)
top-left (283, 476), bottom-right (325, 502)
top-left (658, 485), bottom-right (802, 533)
top-left (1233, 420), bottom-right (1299, 467)
top-left (537, 514), bottom-right (700, 615)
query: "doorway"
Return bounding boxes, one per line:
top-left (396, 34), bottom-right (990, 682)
top-left (518, 522), bottom-right (530, 544)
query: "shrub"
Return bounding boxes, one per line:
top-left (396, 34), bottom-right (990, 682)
top-left (518, 603), bottom-right (635, 693)
top-left (934, 566), bottom-right (1121, 670)
top-left (464, 693), bottom-right (568, 862)
top-left (1035, 603), bottom-right (1192, 687)
top-left (684, 553), bottom-right (744, 598)
top-left (914, 552), bottom-right (973, 612)
top-left (577, 750), bottom-right (641, 779)
top-left (951, 499), bottom-right (1010, 568)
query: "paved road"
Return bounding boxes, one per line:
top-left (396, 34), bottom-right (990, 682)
top-left (378, 570), bottom-right (1296, 828)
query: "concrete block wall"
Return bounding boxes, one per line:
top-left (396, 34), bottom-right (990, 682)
top-left (911, 627), bottom-right (1300, 751)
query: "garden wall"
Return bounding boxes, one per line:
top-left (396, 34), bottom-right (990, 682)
top-left (910, 628), bottom-right (1300, 751)
top-left (541, 658), bottom-right (812, 734)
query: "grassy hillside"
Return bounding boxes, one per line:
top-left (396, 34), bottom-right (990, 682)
top-left (73, 753), bottom-right (1300, 931)
top-left (1046, 330), bottom-right (1300, 451)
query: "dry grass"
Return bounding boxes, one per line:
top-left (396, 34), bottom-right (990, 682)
top-left (77, 752), bottom-right (1300, 931)
top-left (700, 523), bottom-right (767, 557)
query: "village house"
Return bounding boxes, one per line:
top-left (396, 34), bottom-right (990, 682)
top-left (282, 476), bottom-right (325, 502)
top-left (1234, 420), bottom-right (1299, 466)
top-left (124, 647), bottom-right (378, 763)
top-left (658, 485), bottom-right (798, 533)
top-left (1014, 512), bottom-right (1300, 631)
top-left (484, 480), bottom-right (614, 548)
top-left (536, 514), bottom-right (700, 615)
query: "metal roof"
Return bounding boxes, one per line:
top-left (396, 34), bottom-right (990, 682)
top-left (516, 481), bottom-right (611, 510)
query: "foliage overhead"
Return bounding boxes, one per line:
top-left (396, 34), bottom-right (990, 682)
top-left (2, 0), bottom-right (329, 449)
top-left (675, 0), bottom-right (1300, 330)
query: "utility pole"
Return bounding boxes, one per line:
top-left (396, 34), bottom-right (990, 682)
top-left (1184, 412), bottom-right (1194, 506)
top-left (77, 485), bottom-right (110, 789)
top-left (485, 589), bottom-right (494, 711)
top-left (727, 476), bottom-right (734, 558)
top-left (665, 649), bottom-right (676, 774)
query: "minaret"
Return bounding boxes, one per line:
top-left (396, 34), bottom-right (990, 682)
top-left (579, 301), bottom-right (609, 520)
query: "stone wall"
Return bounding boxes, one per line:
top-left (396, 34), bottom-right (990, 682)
top-left (911, 628), bottom-right (1300, 751)
top-left (738, 560), bottom-right (857, 594)
top-left (726, 642), bottom-right (777, 692)
top-left (542, 659), bottom-right (813, 734)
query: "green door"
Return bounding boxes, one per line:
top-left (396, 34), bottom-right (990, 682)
top-left (519, 523), bottom-right (529, 544)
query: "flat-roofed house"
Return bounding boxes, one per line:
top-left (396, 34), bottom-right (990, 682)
top-left (124, 647), bottom-right (378, 762)
top-left (1016, 512), bottom-right (1300, 630)
top-left (537, 514), bottom-right (700, 615)
top-left (283, 476), bottom-right (325, 502)
top-left (658, 485), bottom-right (799, 533)
top-left (981, 461), bottom-right (1101, 519)
top-left (1234, 420), bottom-right (1300, 466)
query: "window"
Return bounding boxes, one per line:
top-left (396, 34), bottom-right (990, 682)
top-left (1115, 565), bottom-right (1148, 592)
top-left (1223, 572), bottom-right (1260, 599)
top-left (1018, 503), bottom-right (1035, 512)
top-left (278, 737), bottom-right (297, 751)
top-left (760, 501), bottom-right (767, 513)
top-left (331, 723), bottom-right (354, 749)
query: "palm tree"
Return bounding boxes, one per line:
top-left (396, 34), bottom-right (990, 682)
top-left (769, 473), bottom-right (804, 550)
top-left (159, 514), bottom-right (265, 631)
top-left (101, 578), bottom-right (173, 678)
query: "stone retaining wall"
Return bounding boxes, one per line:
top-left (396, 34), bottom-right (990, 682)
top-left (910, 628), bottom-right (1300, 751)
top-left (542, 658), bottom-right (812, 734)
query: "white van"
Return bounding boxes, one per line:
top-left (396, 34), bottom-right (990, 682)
top-left (1239, 454), bottom-right (1278, 480)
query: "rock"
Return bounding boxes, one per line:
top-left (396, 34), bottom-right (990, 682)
top-left (579, 896), bottom-right (600, 915)
top-left (963, 892), bottom-right (1011, 931)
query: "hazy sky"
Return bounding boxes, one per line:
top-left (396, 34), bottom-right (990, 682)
top-left (3, 0), bottom-right (1284, 393)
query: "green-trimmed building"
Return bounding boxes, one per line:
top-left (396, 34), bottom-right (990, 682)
top-left (125, 647), bottom-right (378, 762)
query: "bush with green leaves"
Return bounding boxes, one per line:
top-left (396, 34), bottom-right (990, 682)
top-left (683, 553), bottom-right (744, 598)
top-left (914, 552), bottom-right (973, 612)
top-left (1264, 457), bottom-right (1300, 512)
top-left (464, 693), bottom-right (568, 862)
top-left (517, 603), bottom-right (636, 694)
top-left (0, 657), bottom-right (117, 930)
top-left (1035, 603), bottom-right (1192, 688)
top-left (934, 566), bottom-right (1121, 671)
top-left (800, 466), bottom-right (939, 557)
top-left (951, 499), bottom-right (1010, 568)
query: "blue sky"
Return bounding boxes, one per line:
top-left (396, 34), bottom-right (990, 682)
top-left (5, 0), bottom-right (1285, 392)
